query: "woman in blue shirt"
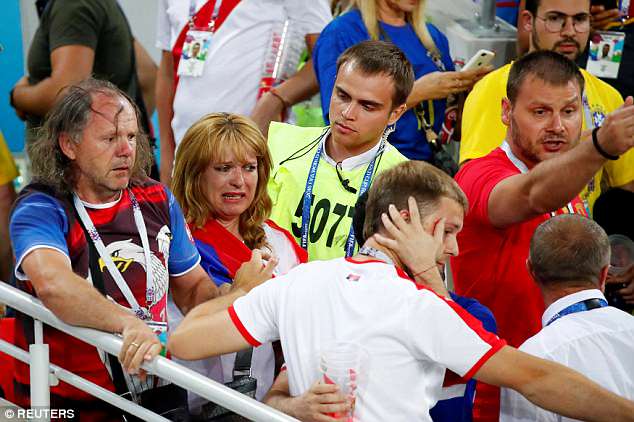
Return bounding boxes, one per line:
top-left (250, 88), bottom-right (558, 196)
top-left (314, 0), bottom-right (488, 161)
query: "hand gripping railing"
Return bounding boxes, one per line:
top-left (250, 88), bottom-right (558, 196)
top-left (0, 281), bottom-right (298, 422)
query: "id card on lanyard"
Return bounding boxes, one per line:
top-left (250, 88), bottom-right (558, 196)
top-left (586, 31), bottom-right (626, 79)
top-left (176, 0), bottom-right (224, 77)
top-left (73, 190), bottom-right (168, 351)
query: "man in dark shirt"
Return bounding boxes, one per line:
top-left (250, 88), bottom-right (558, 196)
top-left (10, 0), bottom-right (149, 145)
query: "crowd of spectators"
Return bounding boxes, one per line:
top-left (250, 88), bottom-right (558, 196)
top-left (1, 0), bottom-right (633, 421)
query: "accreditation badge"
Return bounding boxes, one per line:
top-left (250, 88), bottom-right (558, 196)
top-left (586, 31), bottom-right (626, 79)
top-left (177, 29), bottom-right (212, 77)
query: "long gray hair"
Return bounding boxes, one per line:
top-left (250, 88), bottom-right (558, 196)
top-left (28, 78), bottom-right (152, 194)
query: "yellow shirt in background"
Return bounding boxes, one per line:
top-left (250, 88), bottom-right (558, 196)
top-left (0, 131), bottom-right (19, 185)
top-left (460, 63), bottom-right (633, 212)
top-left (267, 122), bottom-right (407, 261)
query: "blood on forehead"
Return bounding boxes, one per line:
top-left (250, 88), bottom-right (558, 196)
top-left (87, 93), bottom-right (138, 136)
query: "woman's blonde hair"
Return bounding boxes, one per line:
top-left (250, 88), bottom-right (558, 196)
top-left (171, 113), bottom-right (273, 250)
top-left (353, 0), bottom-right (439, 57)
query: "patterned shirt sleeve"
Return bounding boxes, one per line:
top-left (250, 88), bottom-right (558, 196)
top-left (166, 188), bottom-right (200, 276)
top-left (10, 193), bottom-right (70, 280)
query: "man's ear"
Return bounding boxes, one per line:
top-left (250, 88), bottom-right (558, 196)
top-left (501, 98), bottom-right (512, 127)
top-left (598, 265), bottom-right (609, 292)
top-left (388, 103), bottom-right (407, 126)
top-left (58, 133), bottom-right (77, 160)
top-left (520, 9), bottom-right (534, 33)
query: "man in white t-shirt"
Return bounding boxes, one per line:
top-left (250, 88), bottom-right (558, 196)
top-left (500, 214), bottom-right (634, 422)
top-left (155, 0), bottom-right (332, 183)
top-left (169, 161), bottom-right (634, 421)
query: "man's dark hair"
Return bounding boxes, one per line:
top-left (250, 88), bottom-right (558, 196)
top-left (28, 78), bottom-right (152, 194)
top-left (507, 50), bottom-right (585, 104)
top-left (524, 0), bottom-right (591, 16)
top-left (363, 161), bottom-right (467, 241)
top-left (524, 0), bottom-right (540, 16)
top-left (529, 214), bottom-right (610, 287)
top-left (336, 40), bottom-right (415, 108)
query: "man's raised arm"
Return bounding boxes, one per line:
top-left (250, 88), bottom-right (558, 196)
top-left (489, 97), bottom-right (634, 228)
top-left (21, 248), bottom-right (162, 374)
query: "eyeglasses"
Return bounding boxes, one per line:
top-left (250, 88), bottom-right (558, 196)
top-left (536, 12), bottom-right (591, 33)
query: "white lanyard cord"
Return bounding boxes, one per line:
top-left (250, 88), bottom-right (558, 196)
top-left (73, 190), bottom-right (153, 319)
top-left (501, 141), bottom-right (529, 174)
top-left (582, 92), bottom-right (595, 130)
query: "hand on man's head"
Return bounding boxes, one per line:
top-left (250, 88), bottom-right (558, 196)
top-left (373, 197), bottom-right (448, 295)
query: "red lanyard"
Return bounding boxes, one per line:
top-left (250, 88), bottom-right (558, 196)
top-left (171, 0), bottom-right (241, 81)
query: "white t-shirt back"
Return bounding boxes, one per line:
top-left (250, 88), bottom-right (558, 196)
top-left (230, 258), bottom-right (505, 421)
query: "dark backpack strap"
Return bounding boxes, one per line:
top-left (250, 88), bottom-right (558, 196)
top-left (233, 348), bottom-right (253, 379)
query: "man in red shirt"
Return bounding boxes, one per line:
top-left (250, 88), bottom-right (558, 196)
top-left (451, 50), bottom-right (634, 348)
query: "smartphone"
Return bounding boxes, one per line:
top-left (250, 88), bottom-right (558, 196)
top-left (461, 49), bottom-right (495, 71)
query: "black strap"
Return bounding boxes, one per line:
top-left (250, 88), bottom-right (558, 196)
top-left (592, 126), bottom-right (619, 160)
top-left (272, 341), bottom-right (285, 378)
top-left (233, 348), bottom-right (253, 378)
top-left (583, 298), bottom-right (606, 310)
top-left (74, 209), bottom-right (131, 397)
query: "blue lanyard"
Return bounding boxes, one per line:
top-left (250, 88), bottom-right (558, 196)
top-left (300, 136), bottom-right (385, 257)
top-left (546, 298), bottom-right (608, 326)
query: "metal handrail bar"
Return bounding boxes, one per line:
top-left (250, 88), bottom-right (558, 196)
top-left (0, 282), bottom-right (298, 421)
top-left (0, 339), bottom-right (169, 421)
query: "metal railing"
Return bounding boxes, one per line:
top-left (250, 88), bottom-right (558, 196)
top-left (0, 282), bottom-right (298, 422)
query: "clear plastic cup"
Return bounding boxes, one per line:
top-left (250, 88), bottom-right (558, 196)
top-left (609, 234), bottom-right (634, 276)
top-left (319, 342), bottom-right (370, 421)
top-left (606, 235), bottom-right (634, 313)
